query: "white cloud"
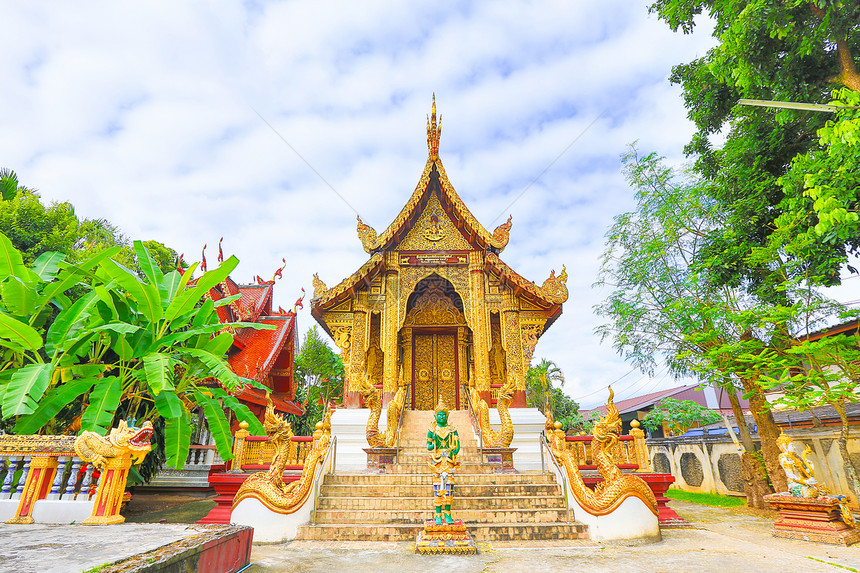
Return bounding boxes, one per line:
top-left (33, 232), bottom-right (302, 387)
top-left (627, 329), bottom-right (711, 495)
top-left (1, 0), bottom-right (732, 409)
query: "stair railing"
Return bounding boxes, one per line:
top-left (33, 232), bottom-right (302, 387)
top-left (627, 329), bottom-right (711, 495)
top-left (463, 385), bottom-right (484, 462)
top-left (394, 390), bottom-right (408, 465)
top-left (310, 435), bottom-right (337, 526)
top-left (540, 433), bottom-right (571, 523)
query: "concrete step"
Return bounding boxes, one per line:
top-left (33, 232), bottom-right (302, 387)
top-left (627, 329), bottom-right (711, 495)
top-left (317, 495), bottom-right (566, 511)
top-left (320, 482), bottom-right (564, 498)
top-left (323, 472), bottom-right (557, 486)
top-left (296, 522), bottom-right (586, 542)
top-left (312, 507), bottom-right (569, 524)
top-left (385, 462), bottom-right (497, 474)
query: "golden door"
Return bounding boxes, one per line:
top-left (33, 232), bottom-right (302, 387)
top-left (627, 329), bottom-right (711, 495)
top-left (412, 332), bottom-right (458, 410)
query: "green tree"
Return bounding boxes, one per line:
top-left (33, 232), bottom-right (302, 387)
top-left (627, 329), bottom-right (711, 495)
top-left (593, 148), bottom-right (824, 502)
top-left (0, 169), bottom-right (178, 275)
top-left (646, 0), bottom-right (860, 301)
top-left (0, 231), bottom-right (266, 468)
top-left (289, 326), bottom-right (344, 435)
top-left (778, 89), bottom-right (860, 249)
top-left (759, 315), bottom-right (860, 497)
top-left (641, 397), bottom-right (722, 437)
top-left (526, 358), bottom-right (565, 411)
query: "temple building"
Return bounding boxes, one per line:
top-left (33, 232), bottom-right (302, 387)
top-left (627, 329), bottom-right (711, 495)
top-left (310, 98), bottom-right (568, 410)
top-left (205, 270), bottom-right (303, 420)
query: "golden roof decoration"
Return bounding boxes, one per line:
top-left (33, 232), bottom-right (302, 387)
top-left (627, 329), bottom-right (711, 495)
top-left (311, 273), bottom-right (328, 301)
top-left (485, 253), bottom-right (568, 306)
top-left (356, 215), bottom-right (379, 253)
top-left (313, 253), bottom-right (384, 307)
top-left (540, 266), bottom-right (569, 304)
top-left (427, 93), bottom-right (441, 159)
top-left (364, 97), bottom-right (512, 254)
top-left (492, 215), bottom-right (513, 250)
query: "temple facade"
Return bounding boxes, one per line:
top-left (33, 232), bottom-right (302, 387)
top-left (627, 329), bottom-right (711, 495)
top-left (311, 99), bottom-right (568, 410)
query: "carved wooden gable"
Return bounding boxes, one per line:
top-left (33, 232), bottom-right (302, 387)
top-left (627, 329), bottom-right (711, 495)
top-left (397, 191), bottom-right (472, 252)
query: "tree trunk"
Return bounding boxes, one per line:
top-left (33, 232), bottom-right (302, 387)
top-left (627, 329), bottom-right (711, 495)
top-left (727, 389), bottom-right (755, 452)
top-left (741, 451), bottom-right (773, 509)
top-left (727, 388), bottom-right (772, 507)
top-left (740, 376), bottom-right (788, 493)
top-left (832, 400), bottom-right (860, 503)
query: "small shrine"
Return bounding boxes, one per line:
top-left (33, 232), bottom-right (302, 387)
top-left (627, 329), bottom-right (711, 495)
top-left (765, 432), bottom-right (860, 546)
top-left (310, 97), bottom-right (568, 411)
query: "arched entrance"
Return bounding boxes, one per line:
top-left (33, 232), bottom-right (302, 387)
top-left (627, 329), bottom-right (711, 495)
top-left (401, 275), bottom-right (469, 410)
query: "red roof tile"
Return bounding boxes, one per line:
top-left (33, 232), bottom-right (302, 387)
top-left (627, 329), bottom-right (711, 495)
top-left (228, 315), bottom-right (295, 383)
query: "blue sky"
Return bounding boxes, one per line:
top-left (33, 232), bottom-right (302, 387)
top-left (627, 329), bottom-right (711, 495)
top-left (4, 2), bottom-right (856, 408)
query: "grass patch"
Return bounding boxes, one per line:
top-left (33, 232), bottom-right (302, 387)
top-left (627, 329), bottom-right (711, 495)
top-left (664, 488), bottom-right (744, 508)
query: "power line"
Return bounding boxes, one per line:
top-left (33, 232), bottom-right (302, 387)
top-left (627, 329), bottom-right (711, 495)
top-left (490, 108), bottom-right (607, 225)
top-left (250, 105), bottom-right (361, 217)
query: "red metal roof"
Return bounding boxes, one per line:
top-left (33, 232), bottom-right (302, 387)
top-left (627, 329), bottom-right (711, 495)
top-left (583, 383), bottom-right (748, 416)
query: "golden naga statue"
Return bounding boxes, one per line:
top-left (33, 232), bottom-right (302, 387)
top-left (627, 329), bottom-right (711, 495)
top-left (468, 373), bottom-right (515, 448)
top-left (776, 431), bottom-right (856, 527)
top-left (74, 419), bottom-right (154, 470)
top-left (360, 373), bottom-right (407, 448)
top-left (233, 395), bottom-right (333, 514)
top-left (548, 388), bottom-right (657, 516)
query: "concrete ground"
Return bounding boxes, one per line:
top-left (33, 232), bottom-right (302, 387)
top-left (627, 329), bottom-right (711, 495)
top-left (1, 499), bottom-right (858, 572)
top-left (0, 522), bottom-right (214, 573)
top-left (248, 501), bottom-right (860, 573)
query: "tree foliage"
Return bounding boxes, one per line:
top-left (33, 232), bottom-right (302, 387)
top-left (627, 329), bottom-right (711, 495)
top-left (0, 231), bottom-right (266, 468)
top-left (646, 0), bottom-right (860, 499)
top-left (593, 148), bottom-right (852, 494)
top-left (648, 0), bottom-right (860, 299)
top-left (289, 326), bottom-right (344, 435)
top-left (526, 358), bottom-right (565, 410)
top-left (0, 169), bottom-right (178, 275)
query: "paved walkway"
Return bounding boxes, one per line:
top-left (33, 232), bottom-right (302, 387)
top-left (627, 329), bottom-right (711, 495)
top-left (248, 501), bottom-right (860, 573)
top-left (0, 501), bottom-right (858, 572)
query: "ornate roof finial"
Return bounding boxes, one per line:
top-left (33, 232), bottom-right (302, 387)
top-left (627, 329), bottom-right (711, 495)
top-left (426, 93), bottom-right (441, 159)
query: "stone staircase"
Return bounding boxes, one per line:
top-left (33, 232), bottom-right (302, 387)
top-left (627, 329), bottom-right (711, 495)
top-left (296, 410), bottom-right (587, 542)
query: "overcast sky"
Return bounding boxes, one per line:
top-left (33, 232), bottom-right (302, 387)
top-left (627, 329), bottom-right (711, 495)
top-left (3, 2), bottom-right (856, 409)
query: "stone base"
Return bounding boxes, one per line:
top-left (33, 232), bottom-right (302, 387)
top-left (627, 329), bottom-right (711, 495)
top-left (363, 448), bottom-right (400, 472)
top-left (415, 520), bottom-right (477, 554)
top-left (764, 493), bottom-right (860, 546)
top-left (481, 447), bottom-right (516, 473)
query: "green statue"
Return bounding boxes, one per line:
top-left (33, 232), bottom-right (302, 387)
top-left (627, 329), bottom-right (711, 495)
top-left (427, 397), bottom-right (460, 525)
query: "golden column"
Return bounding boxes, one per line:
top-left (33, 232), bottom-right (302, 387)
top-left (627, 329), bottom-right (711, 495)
top-left (467, 252), bottom-right (491, 401)
top-left (502, 308), bottom-right (526, 407)
top-left (381, 253), bottom-right (401, 403)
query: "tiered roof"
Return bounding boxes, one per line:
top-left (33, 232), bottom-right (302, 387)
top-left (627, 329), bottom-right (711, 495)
top-left (205, 273), bottom-right (302, 416)
top-left (312, 97), bottom-right (568, 324)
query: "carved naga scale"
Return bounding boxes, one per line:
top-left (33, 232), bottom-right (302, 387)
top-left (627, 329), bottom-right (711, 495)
top-left (360, 374), bottom-right (407, 448)
top-left (469, 375), bottom-right (515, 448)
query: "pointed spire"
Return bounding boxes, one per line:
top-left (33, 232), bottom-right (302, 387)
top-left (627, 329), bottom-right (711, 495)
top-left (426, 93), bottom-right (441, 159)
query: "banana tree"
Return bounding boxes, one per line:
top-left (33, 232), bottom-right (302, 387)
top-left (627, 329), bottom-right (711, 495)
top-left (0, 232), bottom-right (266, 468)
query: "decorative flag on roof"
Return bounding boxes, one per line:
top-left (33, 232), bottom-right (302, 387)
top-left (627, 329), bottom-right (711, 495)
top-left (217, 237), bottom-right (224, 263)
top-left (201, 244), bottom-right (207, 273)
